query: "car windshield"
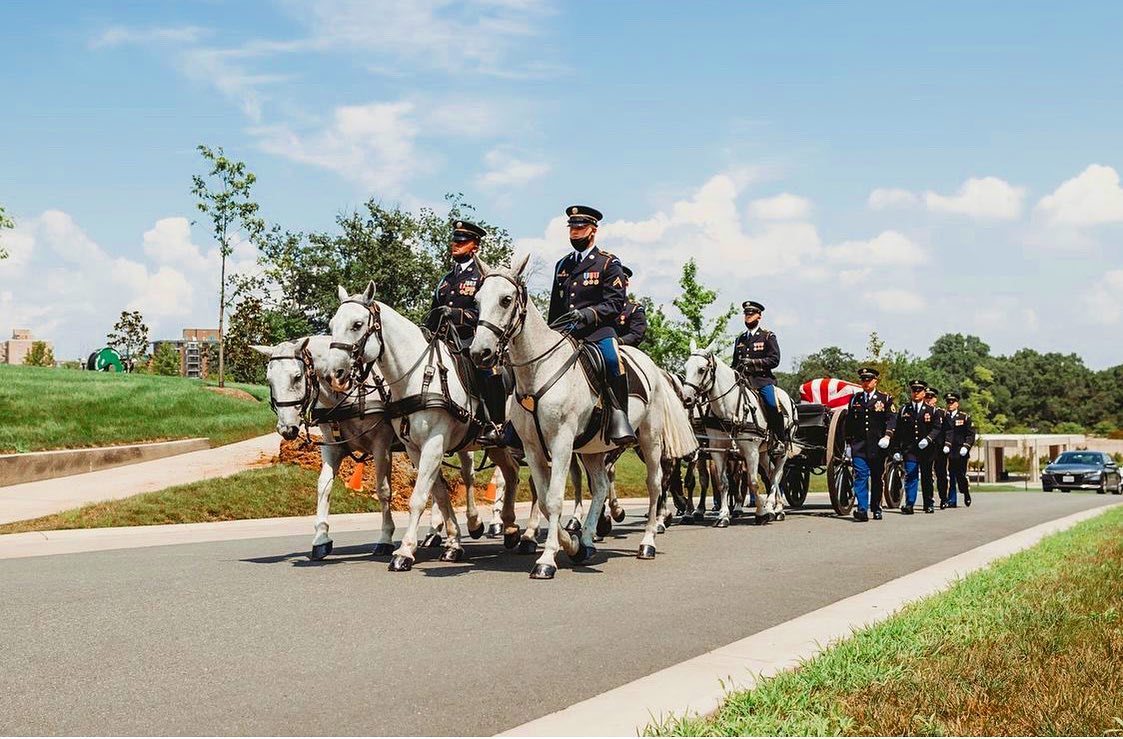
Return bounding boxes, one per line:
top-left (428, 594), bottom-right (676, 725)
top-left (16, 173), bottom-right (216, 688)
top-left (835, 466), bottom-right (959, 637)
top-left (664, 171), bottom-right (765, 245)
top-left (1055, 452), bottom-right (1102, 465)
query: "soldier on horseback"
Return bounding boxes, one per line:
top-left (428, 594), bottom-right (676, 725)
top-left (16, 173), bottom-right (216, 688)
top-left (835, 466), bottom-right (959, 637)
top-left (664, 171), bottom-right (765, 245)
top-left (547, 205), bottom-right (636, 446)
top-left (731, 300), bottom-right (788, 444)
top-left (425, 219), bottom-right (504, 446)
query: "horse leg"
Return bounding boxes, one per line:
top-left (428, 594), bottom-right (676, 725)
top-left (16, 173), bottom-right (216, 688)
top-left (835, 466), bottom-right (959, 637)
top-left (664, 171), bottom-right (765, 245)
top-left (521, 475), bottom-right (542, 550)
top-left (607, 457), bottom-right (626, 523)
top-left (712, 452), bottom-right (732, 528)
top-left (489, 464), bottom-right (506, 538)
top-left (636, 430), bottom-right (664, 559)
top-left (371, 435), bottom-right (396, 556)
top-left (310, 436), bottom-right (342, 560)
top-left (459, 451), bottom-right (484, 540)
top-left (388, 442), bottom-right (430, 571)
top-left (576, 451), bottom-right (609, 562)
top-left (565, 454), bottom-right (584, 535)
top-left (768, 449), bottom-right (787, 521)
top-left (742, 443), bottom-right (769, 526)
top-left (529, 440), bottom-right (578, 579)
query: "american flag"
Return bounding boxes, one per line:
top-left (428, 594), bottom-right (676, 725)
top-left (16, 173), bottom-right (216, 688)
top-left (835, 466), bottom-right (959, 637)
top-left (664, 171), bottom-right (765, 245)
top-left (800, 377), bottom-right (861, 408)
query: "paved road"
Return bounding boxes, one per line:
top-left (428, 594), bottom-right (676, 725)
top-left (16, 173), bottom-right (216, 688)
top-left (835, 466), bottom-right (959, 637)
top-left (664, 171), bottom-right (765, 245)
top-left (0, 492), bottom-right (1116, 735)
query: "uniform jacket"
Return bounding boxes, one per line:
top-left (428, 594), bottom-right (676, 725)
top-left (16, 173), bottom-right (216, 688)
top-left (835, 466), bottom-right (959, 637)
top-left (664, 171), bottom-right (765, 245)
top-left (844, 390), bottom-right (897, 458)
top-left (425, 261), bottom-right (480, 352)
top-left (894, 401), bottom-right (943, 460)
top-left (616, 300), bottom-right (647, 347)
top-left (547, 246), bottom-right (627, 343)
top-left (731, 327), bottom-right (780, 388)
top-left (943, 410), bottom-right (977, 450)
top-left (926, 405), bottom-right (947, 452)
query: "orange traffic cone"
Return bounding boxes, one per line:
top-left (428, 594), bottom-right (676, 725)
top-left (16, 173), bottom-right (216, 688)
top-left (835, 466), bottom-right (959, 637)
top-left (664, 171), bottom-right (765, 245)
top-left (346, 462), bottom-right (365, 492)
top-left (483, 480), bottom-right (497, 504)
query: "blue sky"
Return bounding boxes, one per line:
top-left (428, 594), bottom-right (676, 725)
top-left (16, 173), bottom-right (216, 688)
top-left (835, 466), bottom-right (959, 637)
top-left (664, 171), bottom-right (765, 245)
top-left (3, 1), bottom-right (1122, 369)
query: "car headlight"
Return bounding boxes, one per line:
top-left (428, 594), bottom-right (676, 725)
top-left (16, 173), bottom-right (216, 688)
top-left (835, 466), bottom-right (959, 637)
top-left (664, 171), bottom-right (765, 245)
top-left (1085, 471), bottom-right (1102, 479)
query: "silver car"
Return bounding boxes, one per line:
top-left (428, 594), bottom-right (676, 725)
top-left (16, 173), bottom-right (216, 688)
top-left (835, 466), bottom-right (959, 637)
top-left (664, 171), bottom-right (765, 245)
top-left (1042, 451), bottom-right (1123, 494)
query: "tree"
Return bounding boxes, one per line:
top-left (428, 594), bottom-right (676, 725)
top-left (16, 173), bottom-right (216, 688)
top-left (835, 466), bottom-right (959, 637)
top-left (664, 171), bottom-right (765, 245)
top-left (151, 342), bottom-right (181, 376)
top-left (639, 259), bottom-right (737, 373)
top-left (106, 310), bottom-right (149, 361)
top-left (224, 294), bottom-right (313, 384)
top-left (0, 202), bottom-right (12, 260)
top-left (23, 341), bottom-right (54, 367)
top-left (192, 145), bottom-right (265, 388)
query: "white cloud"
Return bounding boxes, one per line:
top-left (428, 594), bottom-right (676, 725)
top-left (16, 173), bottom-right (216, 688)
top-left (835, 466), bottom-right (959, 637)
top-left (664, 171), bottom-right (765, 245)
top-left (90, 25), bottom-right (207, 49)
top-left (1036, 164), bottom-right (1123, 226)
top-left (142, 217), bottom-right (211, 271)
top-left (746, 193), bottom-right (811, 221)
top-left (252, 101), bottom-right (422, 193)
top-left (868, 187), bottom-right (919, 210)
top-left (825, 230), bottom-right (929, 266)
top-left (863, 289), bottom-right (926, 313)
top-left (924, 176), bottom-right (1026, 220)
top-left (476, 148), bottom-right (550, 188)
top-left (1084, 269), bottom-right (1123, 324)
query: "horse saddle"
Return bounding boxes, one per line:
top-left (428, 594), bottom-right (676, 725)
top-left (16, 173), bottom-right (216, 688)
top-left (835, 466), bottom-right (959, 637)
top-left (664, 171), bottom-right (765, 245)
top-left (574, 344), bottom-right (649, 406)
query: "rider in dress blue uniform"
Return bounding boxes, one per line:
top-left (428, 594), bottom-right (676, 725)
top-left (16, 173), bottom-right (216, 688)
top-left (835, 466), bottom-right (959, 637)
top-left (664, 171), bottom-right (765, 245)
top-left (843, 367), bottom-right (897, 522)
top-left (424, 220), bottom-right (503, 446)
top-left (731, 301), bottom-right (787, 443)
top-left (892, 379), bottom-right (943, 514)
top-left (615, 266), bottom-right (648, 348)
top-left (546, 205), bottom-right (635, 445)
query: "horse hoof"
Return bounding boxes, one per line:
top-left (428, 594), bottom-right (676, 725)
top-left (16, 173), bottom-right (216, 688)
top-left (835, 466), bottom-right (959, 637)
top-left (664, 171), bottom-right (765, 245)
top-left (692, 510), bottom-right (705, 523)
top-left (612, 507), bottom-right (626, 523)
top-left (571, 542), bottom-right (597, 564)
top-left (714, 517), bottom-right (730, 529)
top-left (730, 509), bottom-right (742, 520)
top-left (487, 523), bottom-right (503, 538)
top-left (421, 533), bottom-right (443, 549)
top-left (439, 547), bottom-right (464, 563)
top-left (637, 544), bottom-right (656, 560)
top-left (388, 555), bottom-right (413, 572)
top-left (754, 514), bottom-right (770, 526)
top-left (530, 563), bottom-right (557, 580)
top-left (309, 540), bottom-right (333, 560)
top-left (371, 542), bottom-right (394, 556)
top-left (680, 514), bottom-right (694, 526)
top-left (563, 518), bottom-right (582, 535)
top-left (656, 522), bottom-right (666, 534)
top-left (516, 539), bottom-right (538, 555)
top-left (468, 522), bottom-right (484, 540)
top-left (775, 511), bottom-right (786, 522)
top-left (503, 530), bottom-right (521, 550)
top-left (596, 516), bottom-right (613, 537)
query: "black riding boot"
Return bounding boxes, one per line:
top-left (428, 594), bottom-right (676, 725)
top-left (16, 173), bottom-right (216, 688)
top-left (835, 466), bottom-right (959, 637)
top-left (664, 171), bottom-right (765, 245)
top-left (476, 371), bottom-right (506, 447)
top-left (767, 404), bottom-right (788, 444)
top-left (606, 372), bottom-right (637, 446)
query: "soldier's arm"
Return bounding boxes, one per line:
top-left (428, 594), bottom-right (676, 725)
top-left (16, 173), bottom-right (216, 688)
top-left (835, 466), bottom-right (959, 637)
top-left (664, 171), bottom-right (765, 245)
top-left (424, 281), bottom-right (444, 331)
top-left (884, 398), bottom-right (897, 436)
top-left (963, 414), bottom-right (977, 448)
top-left (627, 305), bottom-right (648, 346)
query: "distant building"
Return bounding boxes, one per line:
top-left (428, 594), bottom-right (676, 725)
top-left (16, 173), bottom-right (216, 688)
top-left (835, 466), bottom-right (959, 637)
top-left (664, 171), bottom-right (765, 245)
top-left (150, 328), bottom-right (219, 378)
top-left (1, 329), bottom-right (53, 365)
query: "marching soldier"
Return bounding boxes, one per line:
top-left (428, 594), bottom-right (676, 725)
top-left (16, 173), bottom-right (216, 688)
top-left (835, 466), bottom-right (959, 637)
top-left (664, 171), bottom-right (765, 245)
top-left (923, 387), bottom-right (949, 508)
top-left (425, 220), bottom-right (503, 446)
top-left (843, 367), bottom-right (896, 521)
top-left (731, 300), bottom-right (787, 442)
top-left (893, 379), bottom-right (942, 514)
top-left (615, 266), bottom-right (647, 347)
top-left (547, 205), bottom-right (635, 445)
top-left (942, 392), bottom-right (976, 507)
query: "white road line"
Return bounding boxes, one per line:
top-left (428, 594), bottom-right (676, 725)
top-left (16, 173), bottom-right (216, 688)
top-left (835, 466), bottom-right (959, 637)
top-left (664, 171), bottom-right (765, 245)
top-left (499, 501), bottom-right (1123, 737)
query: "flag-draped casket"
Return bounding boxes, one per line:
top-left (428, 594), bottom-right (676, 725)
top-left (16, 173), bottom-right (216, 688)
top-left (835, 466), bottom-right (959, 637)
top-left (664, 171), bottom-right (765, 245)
top-left (799, 377), bottom-right (861, 409)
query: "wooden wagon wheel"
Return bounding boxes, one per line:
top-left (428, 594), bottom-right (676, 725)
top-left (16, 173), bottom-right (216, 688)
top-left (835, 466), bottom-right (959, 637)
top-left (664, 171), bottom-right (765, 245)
top-left (781, 464), bottom-right (810, 509)
top-left (826, 407), bottom-right (854, 515)
top-left (882, 460), bottom-right (904, 509)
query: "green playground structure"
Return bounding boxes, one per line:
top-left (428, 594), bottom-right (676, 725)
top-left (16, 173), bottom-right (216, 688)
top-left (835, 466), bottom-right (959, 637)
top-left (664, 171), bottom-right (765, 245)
top-left (86, 347), bottom-right (126, 372)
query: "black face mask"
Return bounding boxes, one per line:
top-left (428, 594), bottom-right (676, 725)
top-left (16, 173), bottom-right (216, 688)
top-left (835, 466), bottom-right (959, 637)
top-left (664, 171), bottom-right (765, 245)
top-left (569, 235), bottom-right (592, 251)
top-left (452, 252), bottom-right (473, 264)
top-left (744, 317), bottom-right (760, 330)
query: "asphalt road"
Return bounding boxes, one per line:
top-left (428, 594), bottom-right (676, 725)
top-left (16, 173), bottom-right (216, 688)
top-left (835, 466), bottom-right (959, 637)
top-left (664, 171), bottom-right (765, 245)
top-left (0, 492), bottom-right (1116, 736)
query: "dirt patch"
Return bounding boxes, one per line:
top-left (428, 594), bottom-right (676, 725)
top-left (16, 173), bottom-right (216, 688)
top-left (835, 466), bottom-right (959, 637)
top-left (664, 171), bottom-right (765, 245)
top-left (276, 437), bottom-right (490, 511)
top-left (204, 386), bottom-right (259, 402)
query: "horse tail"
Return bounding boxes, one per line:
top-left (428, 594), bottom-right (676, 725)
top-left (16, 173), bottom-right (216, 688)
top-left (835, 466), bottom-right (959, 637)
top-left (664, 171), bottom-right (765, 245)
top-left (777, 387), bottom-right (803, 458)
top-left (653, 367), bottom-right (699, 459)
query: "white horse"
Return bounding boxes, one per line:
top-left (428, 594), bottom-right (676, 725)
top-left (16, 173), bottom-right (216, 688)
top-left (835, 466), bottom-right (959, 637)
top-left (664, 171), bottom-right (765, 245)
top-left (324, 282), bottom-right (526, 571)
top-left (258, 336), bottom-right (399, 559)
top-left (469, 255), bottom-right (697, 579)
top-left (681, 341), bottom-right (798, 526)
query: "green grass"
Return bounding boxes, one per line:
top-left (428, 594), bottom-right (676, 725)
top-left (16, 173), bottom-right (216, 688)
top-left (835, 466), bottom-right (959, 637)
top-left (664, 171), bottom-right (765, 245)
top-left (0, 364), bottom-right (275, 452)
top-left (649, 504), bottom-right (1123, 736)
top-left (0, 465), bottom-right (380, 534)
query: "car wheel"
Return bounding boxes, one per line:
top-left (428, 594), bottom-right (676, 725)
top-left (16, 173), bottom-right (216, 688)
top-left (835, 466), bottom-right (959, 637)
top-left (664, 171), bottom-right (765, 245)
top-left (1098, 479), bottom-right (1107, 495)
top-left (1042, 484), bottom-right (1053, 492)
top-left (1115, 479), bottom-right (1123, 495)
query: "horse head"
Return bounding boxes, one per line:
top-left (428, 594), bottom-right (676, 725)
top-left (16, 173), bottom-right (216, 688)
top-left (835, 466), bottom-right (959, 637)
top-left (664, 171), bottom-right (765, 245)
top-left (326, 280), bottom-right (380, 392)
top-left (469, 252), bottom-right (530, 370)
top-left (681, 337), bottom-right (719, 407)
top-left (255, 337), bottom-right (313, 440)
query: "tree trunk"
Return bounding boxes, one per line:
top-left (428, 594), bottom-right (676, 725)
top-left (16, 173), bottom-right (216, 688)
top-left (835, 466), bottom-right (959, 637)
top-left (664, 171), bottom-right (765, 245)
top-left (218, 248), bottom-right (226, 388)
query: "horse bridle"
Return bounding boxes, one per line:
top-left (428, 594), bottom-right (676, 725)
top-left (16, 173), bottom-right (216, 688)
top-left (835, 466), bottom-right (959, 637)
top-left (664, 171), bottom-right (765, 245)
top-left (475, 273), bottom-right (530, 365)
top-left (330, 299), bottom-right (385, 380)
top-left (682, 351), bottom-right (716, 405)
top-left (267, 346), bottom-right (316, 424)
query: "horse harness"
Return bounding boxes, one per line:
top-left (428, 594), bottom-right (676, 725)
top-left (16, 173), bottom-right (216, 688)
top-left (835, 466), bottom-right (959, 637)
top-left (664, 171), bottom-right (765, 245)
top-left (684, 351), bottom-right (770, 442)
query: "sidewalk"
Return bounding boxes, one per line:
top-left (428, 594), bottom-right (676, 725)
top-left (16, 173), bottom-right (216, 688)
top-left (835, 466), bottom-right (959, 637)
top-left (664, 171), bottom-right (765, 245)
top-left (0, 434), bottom-right (277, 526)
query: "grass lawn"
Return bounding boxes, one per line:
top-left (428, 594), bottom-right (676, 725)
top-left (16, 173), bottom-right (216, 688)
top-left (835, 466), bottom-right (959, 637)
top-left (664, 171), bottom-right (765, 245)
top-left (0, 364), bottom-right (275, 452)
top-left (649, 504), bottom-right (1123, 736)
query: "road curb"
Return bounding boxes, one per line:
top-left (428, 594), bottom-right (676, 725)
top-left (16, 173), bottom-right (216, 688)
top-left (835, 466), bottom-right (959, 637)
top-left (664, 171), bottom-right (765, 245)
top-left (0, 438), bottom-right (211, 487)
top-left (498, 500), bottom-right (1123, 737)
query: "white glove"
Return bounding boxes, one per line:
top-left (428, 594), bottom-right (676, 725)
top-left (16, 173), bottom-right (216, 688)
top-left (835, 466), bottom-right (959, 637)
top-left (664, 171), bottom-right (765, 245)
top-left (878, 436), bottom-right (890, 450)
top-left (959, 446), bottom-right (969, 457)
top-left (892, 452), bottom-right (902, 462)
top-left (942, 445), bottom-right (950, 455)
top-left (918, 439), bottom-right (929, 450)
top-left (843, 444), bottom-right (852, 460)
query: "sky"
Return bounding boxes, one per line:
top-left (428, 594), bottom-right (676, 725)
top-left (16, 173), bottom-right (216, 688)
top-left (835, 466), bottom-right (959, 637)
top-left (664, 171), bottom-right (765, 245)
top-left (2, 0), bottom-right (1123, 369)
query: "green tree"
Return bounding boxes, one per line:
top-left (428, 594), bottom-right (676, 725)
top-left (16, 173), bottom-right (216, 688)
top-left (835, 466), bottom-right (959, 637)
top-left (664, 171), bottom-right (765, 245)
top-left (639, 258), bottom-right (736, 373)
top-left (225, 294), bottom-right (313, 384)
top-left (0, 202), bottom-right (12, 260)
top-left (106, 310), bottom-right (149, 361)
top-left (151, 342), bottom-right (181, 376)
top-left (23, 341), bottom-right (54, 367)
top-left (961, 363), bottom-right (998, 432)
top-left (192, 144), bottom-right (265, 388)
top-left (789, 346), bottom-right (859, 390)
